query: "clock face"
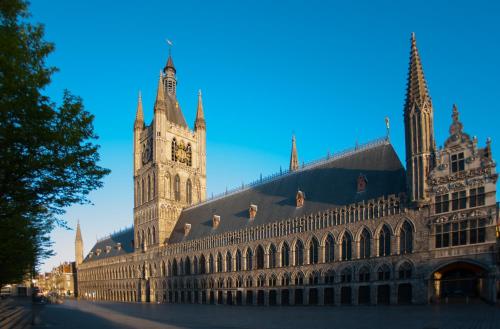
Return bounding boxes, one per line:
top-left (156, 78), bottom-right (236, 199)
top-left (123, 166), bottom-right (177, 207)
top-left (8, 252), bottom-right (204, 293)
top-left (142, 138), bottom-right (153, 165)
top-left (172, 139), bottom-right (192, 166)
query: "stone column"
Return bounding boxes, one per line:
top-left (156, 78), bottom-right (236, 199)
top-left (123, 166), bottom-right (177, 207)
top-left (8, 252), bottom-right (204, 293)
top-left (351, 285), bottom-right (358, 305)
top-left (290, 288), bottom-right (295, 305)
top-left (370, 284), bottom-right (377, 305)
top-left (390, 282), bottom-right (398, 305)
top-left (264, 290), bottom-right (269, 306)
top-left (304, 287), bottom-right (309, 305)
top-left (334, 286), bottom-right (341, 306)
top-left (318, 287), bottom-right (324, 306)
top-left (277, 289), bottom-right (282, 305)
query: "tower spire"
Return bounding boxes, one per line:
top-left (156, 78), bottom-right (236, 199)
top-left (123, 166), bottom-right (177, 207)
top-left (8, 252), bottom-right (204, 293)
top-left (195, 89), bottom-right (206, 130)
top-left (289, 135), bottom-right (299, 171)
top-left (75, 220), bottom-right (83, 267)
top-left (134, 91), bottom-right (144, 128)
top-left (404, 32), bottom-right (432, 113)
top-left (155, 71), bottom-right (165, 108)
top-left (403, 33), bottom-right (436, 205)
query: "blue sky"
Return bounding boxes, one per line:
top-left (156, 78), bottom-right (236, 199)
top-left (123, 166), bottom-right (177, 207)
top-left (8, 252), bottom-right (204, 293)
top-left (30, 0), bottom-right (500, 272)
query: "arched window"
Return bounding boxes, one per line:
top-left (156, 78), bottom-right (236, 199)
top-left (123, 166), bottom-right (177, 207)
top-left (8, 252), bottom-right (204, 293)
top-left (152, 226), bottom-right (156, 244)
top-left (377, 265), bottom-right (391, 281)
top-left (226, 251), bottom-right (232, 272)
top-left (295, 240), bottom-right (304, 266)
top-left (342, 232), bottom-right (352, 261)
top-left (281, 273), bottom-right (291, 286)
top-left (325, 234), bottom-right (335, 262)
top-left (309, 237), bottom-right (319, 264)
top-left (208, 254), bottom-right (214, 273)
top-left (257, 274), bottom-right (265, 287)
top-left (256, 245), bottom-right (265, 269)
top-left (281, 243), bottom-right (290, 267)
top-left (398, 262), bottom-right (412, 279)
top-left (147, 228), bottom-right (151, 246)
top-left (294, 272), bottom-right (304, 285)
top-left (268, 244), bottom-right (277, 268)
top-left (359, 267), bottom-right (370, 282)
top-left (184, 257), bottom-right (191, 275)
top-left (235, 250), bottom-right (242, 271)
top-left (245, 248), bottom-right (253, 270)
top-left (199, 255), bottom-right (206, 274)
top-left (216, 253), bottom-right (223, 273)
top-left (186, 179), bottom-right (192, 205)
top-left (359, 229), bottom-right (371, 259)
top-left (152, 172), bottom-right (156, 197)
top-left (174, 175), bottom-right (181, 201)
top-left (269, 275), bottom-right (277, 287)
top-left (379, 225), bottom-right (391, 257)
top-left (400, 222), bottom-right (413, 254)
top-left (171, 138), bottom-right (177, 161)
top-left (141, 178), bottom-right (145, 203)
top-left (341, 267), bottom-right (352, 283)
top-left (193, 256), bottom-right (198, 275)
top-left (179, 259), bottom-right (184, 276)
top-left (136, 180), bottom-right (141, 206)
top-left (148, 175), bottom-right (152, 201)
top-left (172, 259), bottom-right (178, 277)
top-left (164, 174), bottom-right (171, 198)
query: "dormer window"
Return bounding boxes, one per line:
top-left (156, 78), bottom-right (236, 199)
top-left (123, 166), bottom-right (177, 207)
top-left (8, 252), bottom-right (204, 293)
top-left (296, 191), bottom-right (305, 208)
top-left (451, 152), bottom-right (465, 173)
top-left (247, 204), bottom-right (258, 219)
top-left (105, 246), bottom-right (111, 253)
top-left (116, 243), bottom-right (122, 250)
top-left (184, 223), bottom-right (191, 236)
top-left (212, 215), bottom-right (220, 229)
top-left (357, 174), bottom-right (368, 192)
top-left (96, 249), bottom-right (101, 256)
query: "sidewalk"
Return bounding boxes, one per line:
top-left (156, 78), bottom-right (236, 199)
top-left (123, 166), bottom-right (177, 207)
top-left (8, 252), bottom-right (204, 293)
top-left (0, 297), bottom-right (36, 329)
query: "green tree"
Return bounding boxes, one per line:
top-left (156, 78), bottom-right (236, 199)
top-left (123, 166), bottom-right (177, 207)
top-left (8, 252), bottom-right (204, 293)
top-left (0, 0), bottom-right (110, 287)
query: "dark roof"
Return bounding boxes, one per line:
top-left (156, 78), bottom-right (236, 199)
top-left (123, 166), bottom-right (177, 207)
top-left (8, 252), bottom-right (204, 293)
top-left (165, 94), bottom-right (188, 128)
top-left (169, 141), bottom-right (406, 243)
top-left (84, 227), bottom-right (134, 263)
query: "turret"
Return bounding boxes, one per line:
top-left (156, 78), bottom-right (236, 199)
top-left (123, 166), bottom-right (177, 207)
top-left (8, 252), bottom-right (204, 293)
top-left (289, 135), bottom-right (299, 171)
top-left (403, 33), bottom-right (436, 205)
top-left (195, 90), bottom-right (207, 197)
top-left (133, 91), bottom-right (144, 175)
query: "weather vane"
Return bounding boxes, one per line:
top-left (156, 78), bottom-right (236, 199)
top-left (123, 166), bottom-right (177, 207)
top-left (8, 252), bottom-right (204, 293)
top-left (166, 39), bottom-right (173, 55)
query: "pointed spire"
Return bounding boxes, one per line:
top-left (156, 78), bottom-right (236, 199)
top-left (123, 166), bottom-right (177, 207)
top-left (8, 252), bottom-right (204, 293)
top-left (134, 91), bottom-right (144, 129)
top-left (195, 89), bottom-right (206, 130)
top-left (155, 71), bottom-right (165, 108)
top-left (404, 32), bottom-right (432, 113)
top-left (289, 135), bottom-right (299, 171)
top-left (75, 220), bottom-right (82, 242)
top-left (164, 53), bottom-right (176, 73)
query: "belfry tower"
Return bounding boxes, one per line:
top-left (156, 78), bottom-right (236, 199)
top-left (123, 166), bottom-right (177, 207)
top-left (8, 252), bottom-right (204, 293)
top-left (289, 135), bottom-right (299, 171)
top-left (133, 52), bottom-right (207, 250)
top-left (404, 33), bottom-right (436, 205)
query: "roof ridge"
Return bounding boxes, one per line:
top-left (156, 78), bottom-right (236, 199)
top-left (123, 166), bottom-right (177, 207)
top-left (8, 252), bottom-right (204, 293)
top-left (184, 136), bottom-right (390, 210)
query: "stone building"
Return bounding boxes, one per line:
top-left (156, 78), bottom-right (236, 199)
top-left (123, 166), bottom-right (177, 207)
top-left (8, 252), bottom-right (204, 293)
top-left (76, 34), bottom-right (499, 306)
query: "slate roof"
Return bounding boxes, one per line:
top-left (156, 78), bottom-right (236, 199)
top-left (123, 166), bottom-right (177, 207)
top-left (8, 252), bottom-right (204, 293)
top-left (168, 141), bottom-right (406, 243)
top-left (84, 140), bottom-right (406, 262)
top-left (84, 227), bottom-right (134, 263)
top-left (164, 94), bottom-right (188, 128)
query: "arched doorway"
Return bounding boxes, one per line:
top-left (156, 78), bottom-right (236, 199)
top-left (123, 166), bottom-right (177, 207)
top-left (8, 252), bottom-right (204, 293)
top-left (431, 261), bottom-right (487, 303)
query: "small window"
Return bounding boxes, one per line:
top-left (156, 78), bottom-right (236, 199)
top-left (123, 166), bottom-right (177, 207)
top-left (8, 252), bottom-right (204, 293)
top-left (451, 191), bottom-right (466, 211)
top-left (469, 187), bottom-right (485, 208)
top-left (451, 152), bottom-right (465, 173)
top-left (435, 194), bottom-right (449, 214)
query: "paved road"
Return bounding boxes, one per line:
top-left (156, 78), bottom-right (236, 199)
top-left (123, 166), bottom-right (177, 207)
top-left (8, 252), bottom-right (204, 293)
top-left (32, 299), bottom-right (500, 329)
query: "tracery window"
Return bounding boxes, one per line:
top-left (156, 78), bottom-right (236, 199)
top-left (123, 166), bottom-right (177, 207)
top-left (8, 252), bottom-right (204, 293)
top-left (359, 229), bottom-right (371, 259)
top-left (268, 244), bottom-right (277, 268)
top-left (379, 225), bottom-right (391, 257)
top-left (399, 222), bottom-right (413, 254)
top-left (358, 267), bottom-right (370, 282)
top-left (281, 243), bottom-right (290, 267)
top-left (174, 175), bottom-right (181, 201)
top-left (172, 259), bottom-right (178, 277)
top-left (256, 245), bottom-right (265, 269)
top-left (226, 251), bottom-right (232, 272)
top-left (295, 240), bottom-right (304, 266)
top-left (199, 255), bottom-right (206, 274)
top-left (295, 272), bottom-right (304, 285)
top-left (193, 256), bottom-right (198, 274)
top-left (186, 179), bottom-right (192, 205)
top-left (235, 249), bottom-right (242, 271)
top-left (325, 234), bottom-right (335, 262)
top-left (209, 254), bottom-right (214, 273)
top-left (257, 275), bottom-right (265, 287)
top-left (216, 253), bottom-right (223, 272)
top-left (245, 249), bottom-right (253, 270)
top-left (269, 275), bottom-right (277, 287)
top-left (398, 262), bottom-right (412, 279)
top-left (341, 232), bottom-right (352, 261)
top-left (185, 257), bottom-right (191, 275)
top-left (341, 268), bottom-right (352, 283)
top-left (377, 265), bottom-right (391, 281)
top-left (309, 237), bottom-right (319, 264)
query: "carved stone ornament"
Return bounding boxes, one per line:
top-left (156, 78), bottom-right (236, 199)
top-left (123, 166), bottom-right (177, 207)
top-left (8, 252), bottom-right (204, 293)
top-left (184, 223), bottom-right (191, 236)
top-left (249, 204), bottom-right (258, 219)
top-left (212, 215), bottom-right (220, 229)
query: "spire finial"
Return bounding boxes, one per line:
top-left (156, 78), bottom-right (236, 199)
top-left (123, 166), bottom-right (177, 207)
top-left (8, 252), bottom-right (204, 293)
top-left (134, 90), bottom-right (144, 127)
top-left (289, 134), bottom-right (299, 171)
top-left (449, 103), bottom-right (463, 136)
top-left (404, 32), bottom-right (431, 113)
top-left (155, 71), bottom-right (165, 106)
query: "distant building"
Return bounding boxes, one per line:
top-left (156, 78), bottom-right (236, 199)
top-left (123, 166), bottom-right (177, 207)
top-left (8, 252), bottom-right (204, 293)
top-left (76, 34), bottom-right (499, 305)
top-left (38, 262), bottom-right (76, 296)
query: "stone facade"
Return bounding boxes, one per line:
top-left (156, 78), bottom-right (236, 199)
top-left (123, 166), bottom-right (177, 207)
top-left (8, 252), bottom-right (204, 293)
top-left (76, 34), bottom-right (499, 306)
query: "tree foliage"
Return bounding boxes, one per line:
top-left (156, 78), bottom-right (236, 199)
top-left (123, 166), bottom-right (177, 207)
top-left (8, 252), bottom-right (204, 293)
top-left (0, 0), bottom-right (110, 286)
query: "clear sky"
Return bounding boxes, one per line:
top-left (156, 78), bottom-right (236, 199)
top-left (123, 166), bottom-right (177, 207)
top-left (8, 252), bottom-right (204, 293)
top-left (30, 0), bottom-right (500, 272)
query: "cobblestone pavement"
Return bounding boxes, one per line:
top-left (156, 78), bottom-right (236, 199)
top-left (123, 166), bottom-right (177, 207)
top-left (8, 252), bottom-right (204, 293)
top-left (32, 299), bottom-right (500, 329)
